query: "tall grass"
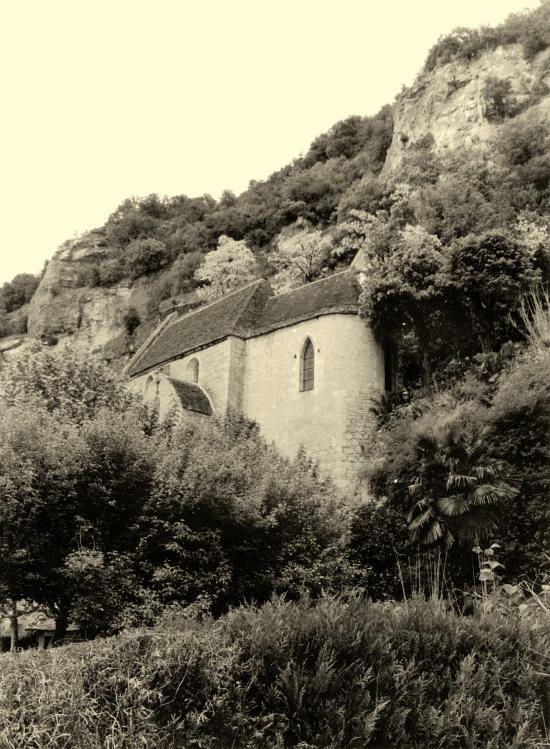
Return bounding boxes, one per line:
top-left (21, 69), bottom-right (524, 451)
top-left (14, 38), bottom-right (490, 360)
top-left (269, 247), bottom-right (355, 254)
top-left (520, 288), bottom-right (550, 350)
top-left (0, 595), bottom-right (548, 748)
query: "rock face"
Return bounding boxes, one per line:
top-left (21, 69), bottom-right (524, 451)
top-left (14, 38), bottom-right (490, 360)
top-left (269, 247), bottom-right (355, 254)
top-left (27, 231), bottom-right (158, 367)
top-left (384, 44), bottom-right (550, 175)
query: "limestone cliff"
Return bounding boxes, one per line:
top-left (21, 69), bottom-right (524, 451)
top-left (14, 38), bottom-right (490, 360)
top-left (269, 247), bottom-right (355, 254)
top-left (26, 231), bottom-right (158, 368)
top-left (384, 43), bottom-right (550, 175)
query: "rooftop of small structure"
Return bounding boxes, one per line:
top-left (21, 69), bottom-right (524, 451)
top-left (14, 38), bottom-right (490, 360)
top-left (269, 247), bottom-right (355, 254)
top-left (126, 269), bottom-right (360, 378)
top-left (168, 378), bottom-right (213, 415)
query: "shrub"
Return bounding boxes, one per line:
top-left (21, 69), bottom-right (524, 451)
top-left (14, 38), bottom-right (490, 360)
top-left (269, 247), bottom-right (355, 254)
top-left (0, 597), bottom-right (546, 747)
top-left (482, 76), bottom-right (518, 121)
top-left (124, 239), bottom-right (170, 279)
top-left (347, 501), bottom-right (411, 600)
top-left (122, 306), bottom-right (141, 336)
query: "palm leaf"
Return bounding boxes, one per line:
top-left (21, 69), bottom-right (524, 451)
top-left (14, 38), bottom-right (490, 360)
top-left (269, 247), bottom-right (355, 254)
top-left (437, 495), bottom-right (471, 516)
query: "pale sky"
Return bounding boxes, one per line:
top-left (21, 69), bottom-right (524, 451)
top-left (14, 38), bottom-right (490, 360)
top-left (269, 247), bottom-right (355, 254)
top-left (0, 0), bottom-right (541, 283)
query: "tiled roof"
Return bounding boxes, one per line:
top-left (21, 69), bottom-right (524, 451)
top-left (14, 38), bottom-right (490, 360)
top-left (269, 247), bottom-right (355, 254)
top-left (169, 378), bottom-right (212, 415)
top-left (252, 270), bottom-right (359, 335)
top-left (127, 270), bottom-right (360, 378)
top-left (127, 279), bottom-right (271, 377)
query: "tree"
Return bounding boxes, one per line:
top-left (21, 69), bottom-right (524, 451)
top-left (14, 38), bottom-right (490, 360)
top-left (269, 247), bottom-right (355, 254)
top-left (270, 230), bottom-right (332, 290)
top-left (0, 344), bottom-right (139, 424)
top-left (124, 238), bottom-right (170, 279)
top-left (194, 236), bottom-right (258, 299)
top-left (448, 231), bottom-right (541, 352)
top-left (0, 404), bottom-right (85, 649)
top-left (138, 414), bottom-right (342, 614)
top-left (482, 76), bottom-right (517, 121)
top-left (0, 273), bottom-right (39, 313)
top-left (360, 224), bottom-right (448, 390)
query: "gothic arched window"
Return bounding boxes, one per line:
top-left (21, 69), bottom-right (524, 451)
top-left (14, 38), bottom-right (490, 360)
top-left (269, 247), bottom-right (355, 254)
top-left (187, 358), bottom-right (199, 384)
top-left (300, 338), bottom-right (315, 392)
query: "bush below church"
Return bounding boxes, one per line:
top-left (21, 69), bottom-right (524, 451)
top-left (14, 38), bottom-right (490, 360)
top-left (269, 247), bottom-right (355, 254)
top-left (0, 595), bottom-right (546, 748)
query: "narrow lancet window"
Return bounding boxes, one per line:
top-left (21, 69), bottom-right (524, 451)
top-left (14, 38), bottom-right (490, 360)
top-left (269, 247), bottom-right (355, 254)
top-left (187, 358), bottom-right (199, 384)
top-left (300, 338), bottom-right (315, 392)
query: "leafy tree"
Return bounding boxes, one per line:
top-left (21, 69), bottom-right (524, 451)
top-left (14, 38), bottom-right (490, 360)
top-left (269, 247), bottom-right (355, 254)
top-left (0, 344), bottom-right (137, 424)
top-left (0, 273), bottom-right (39, 313)
top-left (360, 224), bottom-right (448, 389)
top-left (138, 414), bottom-right (342, 614)
top-left (270, 230), bottom-right (331, 289)
top-left (124, 238), bottom-right (170, 279)
top-left (0, 404), bottom-right (85, 648)
top-left (448, 231), bottom-right (541, 352)
top-left (482, 76), bottom-right (517, 121)
top-left (194, 235), bottom-right (258, 299)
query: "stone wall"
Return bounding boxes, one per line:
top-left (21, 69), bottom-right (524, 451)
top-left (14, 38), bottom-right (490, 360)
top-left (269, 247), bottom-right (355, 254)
top-left (242, 313), bottom-right (384, 495)
top-left (168, 340), bottom-right (231, 413)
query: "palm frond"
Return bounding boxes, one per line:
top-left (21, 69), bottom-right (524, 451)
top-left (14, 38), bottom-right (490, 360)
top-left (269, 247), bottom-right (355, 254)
top-left (446, 473), bottom-right (476, 490)
top-left (437, 495), bottom-right (471, 517)
top-left (408, 504), bottom-right (435, 531)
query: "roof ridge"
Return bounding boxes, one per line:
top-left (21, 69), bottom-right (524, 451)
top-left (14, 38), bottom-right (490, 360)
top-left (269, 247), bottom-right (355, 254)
top-left (268, 268), bottom-right (355, 301)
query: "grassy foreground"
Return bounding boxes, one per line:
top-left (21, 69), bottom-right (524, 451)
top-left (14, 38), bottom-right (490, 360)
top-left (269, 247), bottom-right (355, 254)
top-left (0, 595), bottom-right (548, 748)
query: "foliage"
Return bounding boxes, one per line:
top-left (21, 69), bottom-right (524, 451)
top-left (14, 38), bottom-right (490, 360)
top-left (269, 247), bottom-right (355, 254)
top-left (482, 76), bottom-right (517, 121)
top-left (270, 229), bottom-right (332, 290)
top-left (0, 344), bottom-right (137, 423)
top-left (0, 273), bottom-right (39, 313)
top-left (347, 501), bottom-right (411, 599)
top-left (405, 419), bottom-right (517, 547)
top-left (139, 415), bottom-right (343, 614)
top-left (194, 235), bottom-right (258, 299)
top-left (124, 238), bottom-right (170, 279)
top-left (448, 230), bottom-right (541, 351)
top-left (485, 349), bottom-right (550, 581)
top-left (424, 3), bottom-right (550, 71)
top-left (0, 596), bottom-right (546, 747)
top-left (122, 306), bottom-right (141, 336)
top-left (360, 224), bottom-right (447, 389)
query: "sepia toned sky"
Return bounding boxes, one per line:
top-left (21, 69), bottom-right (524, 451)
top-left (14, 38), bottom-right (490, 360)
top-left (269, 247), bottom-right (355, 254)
top-left (0, 0), bottom-right (541, 283)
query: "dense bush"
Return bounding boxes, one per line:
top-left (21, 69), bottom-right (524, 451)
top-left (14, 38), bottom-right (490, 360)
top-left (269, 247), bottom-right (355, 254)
top-left (124, 238), bottom-right (170, 279)
top-left (0, 273), bottom-right (39, 313)
top-left (482, 76), bottom-right (518, 121)
top-left (0, 596), bottom-right (546, 748)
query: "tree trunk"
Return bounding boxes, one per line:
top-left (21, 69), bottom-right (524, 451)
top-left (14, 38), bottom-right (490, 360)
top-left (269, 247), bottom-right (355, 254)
top-left (9, 599), bottom-right (18, 653)
top-left (53, 609), bottom-right (69, 645)
top-left (422, 347), bottom-right (431, 393)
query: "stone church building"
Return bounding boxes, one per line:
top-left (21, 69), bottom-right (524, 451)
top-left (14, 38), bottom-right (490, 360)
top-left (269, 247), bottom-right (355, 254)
top-left (125, 268), bottom-right (387, 494)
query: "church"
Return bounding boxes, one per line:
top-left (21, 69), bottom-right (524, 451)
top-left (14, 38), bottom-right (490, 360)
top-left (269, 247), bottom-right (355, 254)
top-left (124, 267), bottom-right (387, 494)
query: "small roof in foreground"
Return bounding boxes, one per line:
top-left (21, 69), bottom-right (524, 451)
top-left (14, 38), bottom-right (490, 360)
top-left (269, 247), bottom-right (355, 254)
top-left (169, 378), bottom-right (212, 415)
